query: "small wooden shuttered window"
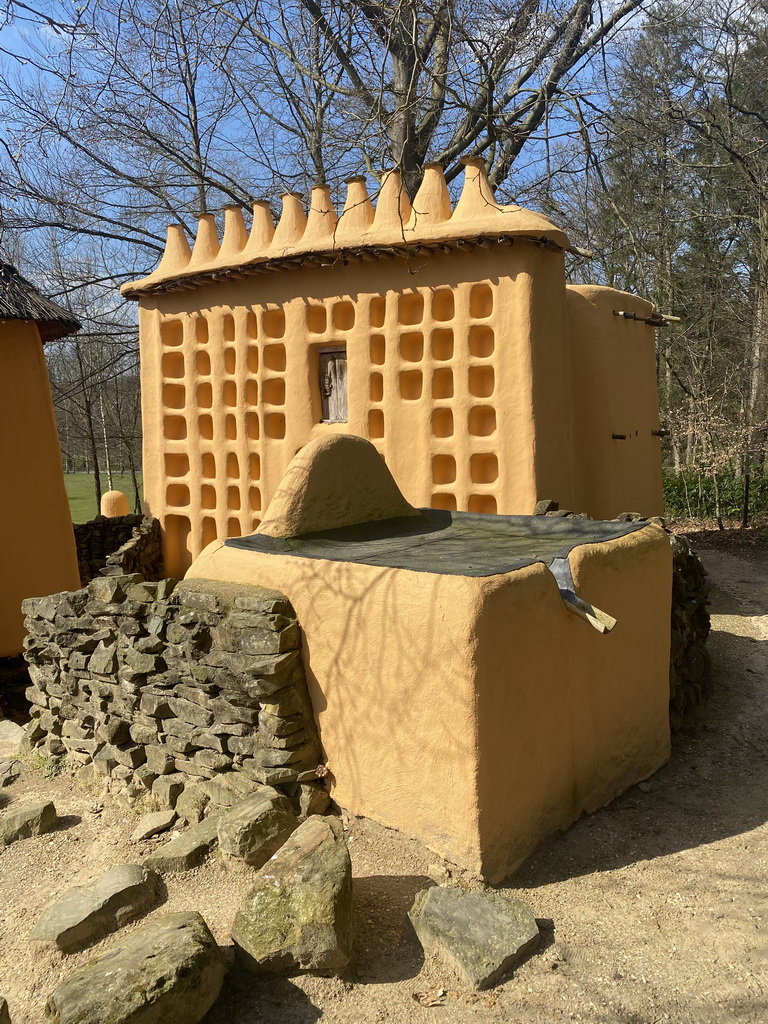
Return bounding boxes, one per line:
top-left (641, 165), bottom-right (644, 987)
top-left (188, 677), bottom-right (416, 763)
top-left (319, 347), bottom-right (348, 422)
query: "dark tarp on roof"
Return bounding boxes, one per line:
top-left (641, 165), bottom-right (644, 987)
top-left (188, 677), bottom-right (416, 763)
top-left (224, 508), bottom-right (647, 578)
top-left (0, 262), bottom-right (81, 342)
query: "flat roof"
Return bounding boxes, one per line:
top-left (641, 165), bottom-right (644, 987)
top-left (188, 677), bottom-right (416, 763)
top-left (224, 510), bottom-right (646, 578)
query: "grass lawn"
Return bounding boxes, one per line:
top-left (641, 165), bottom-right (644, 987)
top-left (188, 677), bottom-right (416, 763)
top-left (64, 473), bottom-right (143, 524)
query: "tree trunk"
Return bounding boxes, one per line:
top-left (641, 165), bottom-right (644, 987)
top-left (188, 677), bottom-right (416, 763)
top-left (743, 203), bottom-right (768, 515)
top-left (74, 342), bottom-right (102, 515)
top-left (741, 464), bottom-right (751, 529)
top-left (98, 389), bottom-right (114, 491)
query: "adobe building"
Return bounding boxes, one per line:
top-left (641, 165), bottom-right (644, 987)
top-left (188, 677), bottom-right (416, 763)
top-left (187, 434), bottom-right (672, 881)
top-left (0, 262), bottom-right (81, 656)
top-left (11, 169), bottom-right (677, 880)
top-left (123, 160), bottom-right (666, 578)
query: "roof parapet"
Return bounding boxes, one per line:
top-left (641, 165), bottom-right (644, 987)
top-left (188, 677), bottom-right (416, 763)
top-left (123, 162), bottom-right (573, 297)
top-left (336, 176), bottom-right (375, 241)
top-left (304, 185), bottom-right (338, 247)
top-left (273, 192), bottom-right (308, 249)
top-left (154, 224), bottom-right (192, 278)
top-left (189, 213), bottom-right (220, 267)
top-left (217, 205), bottom-right (248, 263)
top-left (453, 157), bottom-right (503, 220)
top-left (243, 200), bottom-right (276, 259)
top-left (410, 163), bottom-right (451, 228)
top-left (373, 169), bottom-right (411, 233)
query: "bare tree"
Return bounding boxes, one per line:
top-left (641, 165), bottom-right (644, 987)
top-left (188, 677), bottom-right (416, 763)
top-left (0, 0), bottom-right (648, 517)
top-left (552, 2), bottom-right (768, 524)
top-left (633, 1), bottom-right (768, 523)
top-left (0, 1), bottom-right (648, 268)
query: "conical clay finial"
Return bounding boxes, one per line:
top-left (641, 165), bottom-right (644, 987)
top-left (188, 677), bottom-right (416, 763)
top-left (218, 205), bottom-right (248, 262)
top-left (304, 185), bottom-right (338, 246)
top-left (243, 200), bottom-right (276, 257)
top-left (452, 156), bottom-right (501, 221)
top-left (336, 176), bottom-right (375, 242)
top-left (409, 164), bottom-right (451, 229)
top-left (189, 213), bottom-right (220, 266)
top-left (154, 224), bottom-right (192, 277)
top-left (272, 192), bottom-right (307, 248)
top-left (373, 170), bottom-right (412, 235)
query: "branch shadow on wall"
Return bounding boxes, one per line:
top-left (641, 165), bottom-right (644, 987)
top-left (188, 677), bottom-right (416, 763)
top-left (510, 582), bottom-right (768, 888)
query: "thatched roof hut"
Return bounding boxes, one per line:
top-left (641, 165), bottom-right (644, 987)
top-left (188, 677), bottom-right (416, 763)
top-left (0, 261), bottom-right (80, 342)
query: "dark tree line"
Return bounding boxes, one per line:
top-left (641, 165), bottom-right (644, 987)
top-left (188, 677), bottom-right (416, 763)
top-left (554, 1), bottom-right (768, 524)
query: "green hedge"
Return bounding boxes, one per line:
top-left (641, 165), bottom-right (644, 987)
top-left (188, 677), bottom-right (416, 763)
top-left (663, 470), bottom-right (768, 520)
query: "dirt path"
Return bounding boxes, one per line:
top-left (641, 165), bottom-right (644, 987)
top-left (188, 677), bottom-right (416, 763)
top-left (1, 540), bottom-right (767, 1023)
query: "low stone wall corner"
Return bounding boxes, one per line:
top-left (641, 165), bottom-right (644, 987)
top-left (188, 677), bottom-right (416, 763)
top-left (21, 574), bottom-right (323, 813)
top-left (73, 514), bottom-right (164, 585)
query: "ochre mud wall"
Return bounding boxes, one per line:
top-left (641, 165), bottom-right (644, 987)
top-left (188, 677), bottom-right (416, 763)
top-left (568, 285), bottom-right (665, 520)
top-left (188, 521), bottom-right (673, 882)
top-left (0, 320), bottom-right (79, 656)
top-left (124, 162), bottom-right (665, 577)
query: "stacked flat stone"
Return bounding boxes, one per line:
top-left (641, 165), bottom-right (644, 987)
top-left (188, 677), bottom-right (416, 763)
top-left (102, 516), bottom-right (163, 581)
top-left (21, 575), bottom-right (322, 809)
top-left (73, 514), bottom-right (163, 585)
top-left (612, 514), bottom-right (711, 713)
top-left (668, 533), bottom-right (711, 715)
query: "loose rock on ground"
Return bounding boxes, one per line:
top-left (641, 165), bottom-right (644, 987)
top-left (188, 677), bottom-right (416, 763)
top-left (0, 720), bottom-right (25, 754)
top-left (44, 911), bottom-right (225, 1024)
top-left (0, 801), bottom-right (57, 848)
top-left (130, 809), bottom-right (176, 842)
top-left (29, 863), bottom-right (159, 952)
top-left (143, 814), bottom-right (221, 872)
top-left (0, 758), bottom-right (21, 788)
top-left (408, 885), bottom-right (540, 989)
top-left (232, 814), bottom-right (354, 973)
top-left (217, 788), bottom-right (299, 866)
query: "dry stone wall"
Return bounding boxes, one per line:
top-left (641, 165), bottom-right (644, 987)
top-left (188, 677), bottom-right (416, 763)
top-left (73, 515), bottom-right (163, 585)
top-left (21, 574), bottom-right (323, 811)
top-left (668, 533), bottom-right (711, 715)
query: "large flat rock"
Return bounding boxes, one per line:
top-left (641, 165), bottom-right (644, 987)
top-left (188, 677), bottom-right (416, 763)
top-left (408, 886), bottom-right (540, 989)
top-left (131, 810), bottom-right (177, 842)
top-left (232, 814), bottom-right (353, 973)
top-left (200, 773), bottom-right (263, 808)
top-left (217, 789), bottom-right (299, 867)
top-left (45, 911), bottom-right (225, 1024)
top-left (0, 801), bottom-right (57, 847)
top-left (30, 864), bottom-right (159, 952)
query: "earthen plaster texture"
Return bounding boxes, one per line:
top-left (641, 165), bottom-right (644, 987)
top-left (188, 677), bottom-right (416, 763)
top-left (187, 437), bottom-right (672, 881)
top-left (0, 319), bottom-right (79, 656)
top-left (125, 163), bottom-right (665, 578)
